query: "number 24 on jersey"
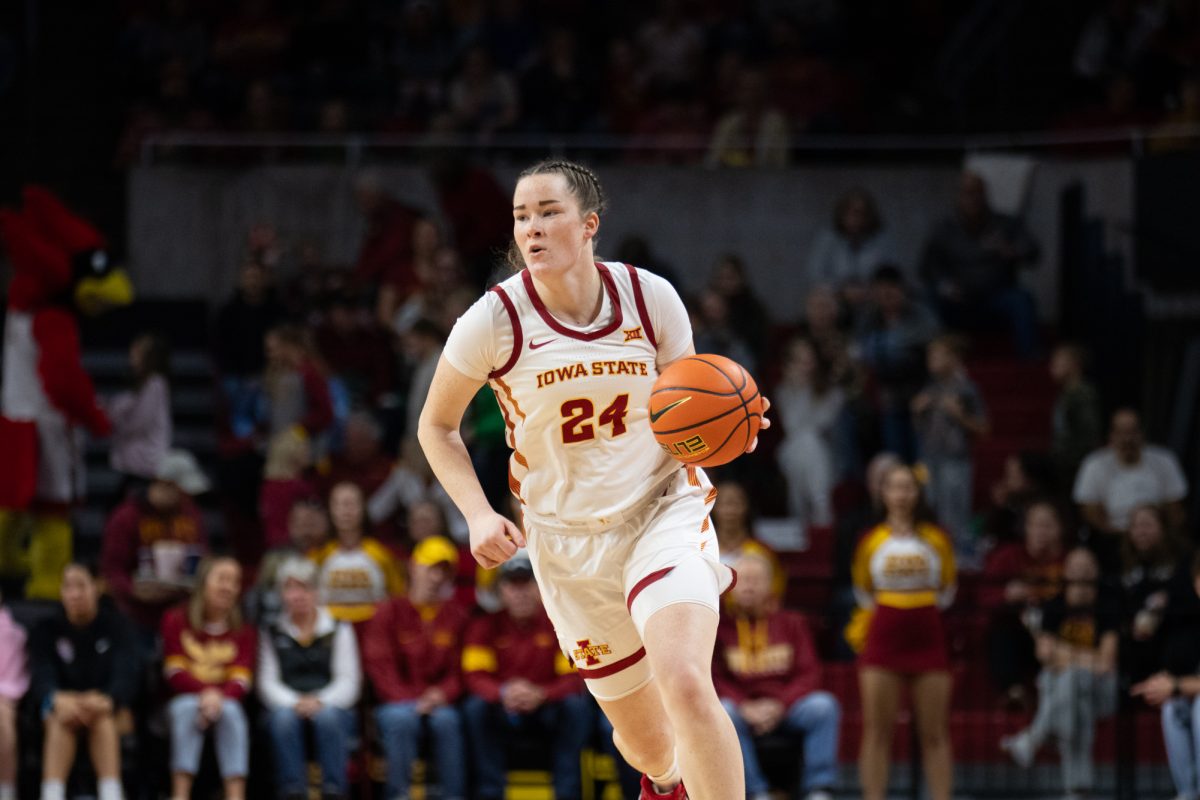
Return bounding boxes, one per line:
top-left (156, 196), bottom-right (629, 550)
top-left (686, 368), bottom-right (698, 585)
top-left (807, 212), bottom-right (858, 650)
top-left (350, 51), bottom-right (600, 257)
top-left (560, 394), bottom-right (630, 444)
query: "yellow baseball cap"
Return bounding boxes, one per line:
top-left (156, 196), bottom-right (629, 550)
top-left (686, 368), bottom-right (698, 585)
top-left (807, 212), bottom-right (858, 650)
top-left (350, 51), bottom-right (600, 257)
top-left (411, 535), bottom-right (458, 568)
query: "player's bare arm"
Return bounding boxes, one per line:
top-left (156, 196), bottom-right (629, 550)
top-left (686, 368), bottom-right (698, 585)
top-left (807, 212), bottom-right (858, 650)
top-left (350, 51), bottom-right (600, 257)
top-left (418, 354), bottom-right (526, 569)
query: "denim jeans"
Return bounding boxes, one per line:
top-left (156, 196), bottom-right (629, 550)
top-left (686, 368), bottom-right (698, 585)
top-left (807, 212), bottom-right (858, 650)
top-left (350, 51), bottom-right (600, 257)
top-left (1020, 667), bottom-right (1117, 792)
top-left (266, 705), bottom-right (356, 797)
top-left (722, 692), bottom-right (841, 795)
top-left (375, 702), bottom-right (466, 800)
top-left (461, 693), bottom-right (593, 800)
top-left (167, 694), bottom-right (249, 778)
top-left (1162, 696), bottom-right (1200, 800)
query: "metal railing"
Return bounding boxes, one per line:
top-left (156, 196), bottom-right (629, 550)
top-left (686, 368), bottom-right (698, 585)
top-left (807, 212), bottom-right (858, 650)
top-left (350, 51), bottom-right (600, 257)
top-left (136, 123), bottom-right (1200, 167)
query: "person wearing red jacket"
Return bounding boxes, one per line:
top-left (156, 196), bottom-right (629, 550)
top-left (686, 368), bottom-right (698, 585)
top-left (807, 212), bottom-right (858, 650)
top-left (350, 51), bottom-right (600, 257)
top-left (161, 556), bottom-right (256, 800)
top-left (714, 552), bottom-right (840, 800)
top-left (461, 554), bottom-right (591, 800)
top-left (363, 536), bottom-right (469, 800)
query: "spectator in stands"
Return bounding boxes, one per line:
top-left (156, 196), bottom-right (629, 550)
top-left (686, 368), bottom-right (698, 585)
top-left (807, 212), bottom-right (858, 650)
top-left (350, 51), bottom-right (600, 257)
top-left (980, 501), bottom-right (1067, 706)
top-left (1073, 408), bottom-right (1188, 549)
top-left (1050, 343), bottom-right (1104, 488)
top-left (313, 291), bottom-right (396, 408)
top-left (402, 318), bottom-right (446, 444)
top-left (263, 324), bottom-right (335, 440)
top-left (428, 156), bottom-right (512, 288)
top-left (462, 554), bottom-right (591, 800)
top-left (912, 335), bottom-right (989, 563)
top-left (368, 439), bottom-right (469, 544)
top-left (376, 217), bottom-right (441, 331)
top-left (519, 27), bottom-right (593, 134)
top-left (1002, 547), bottom-right (1119, 799)
top-left (311, 481), bottom-right (403, 624)
top-left (365, 536), bottom-right (469, 800)
top-left (101, 449), bottom-right (209, 641)
top-left (851, 464), bottom-right (956, 800)
top-left (1122, 504), bottom-right (1186, 682)
top-left (806, 188), bottom-right (896, 306)
top-left (105, 332), bottom-right (172, 501)
top-left (259, 429), bottom-right (315, 551)
top-left (714, 552), bottom-right (840, 800)
top-left (801, 285), bottom-right (867, 479)
top-left (706, 66), bottom-right (789, 168)
top-left (351, 170), bottom-right (423, 294)
top-left (775, 337), bottom-right (843, 531)
top-left (250, 497), bottom-right (329, 627)
top-left (0, 592), bottom-right (27, 800)
top-left (714, 481), bottom-right (785, 597)
top-left (30, 562), bottom-right (139, 800)
top-left (636, 0), bottom-right (703, 92)
top-left (214, 261), bottom-right (285, 399)
top-left (1131, 553), bottom-right (1200, 800)
top-left (855, 265), bottom-right (940, 462)
top-left (317, 411), bottom-right (394, 501)
top-left (162, 556), bottom-right (255, 800)
top-left (919, 171), bottom-right (1041, 358)
top-left (693, 289), bottom-right (759, 375)
top-left (707, 254), bottom-right (770, 363)
top-left (982, 450), bottom-right (1059, 545)
top-left (258, 557), bottom-right (360, 800)
top-left (446, 44), bottom-right (519, 139)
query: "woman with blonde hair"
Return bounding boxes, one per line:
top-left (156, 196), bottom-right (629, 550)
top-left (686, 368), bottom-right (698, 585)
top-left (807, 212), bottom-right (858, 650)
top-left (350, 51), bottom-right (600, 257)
top-left (161, 556), bottom-right (255, 800)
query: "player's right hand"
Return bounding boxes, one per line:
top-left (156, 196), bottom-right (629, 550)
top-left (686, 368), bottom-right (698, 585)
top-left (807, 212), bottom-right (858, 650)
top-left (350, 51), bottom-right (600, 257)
top-left (469, 511), bottom-right (526, 569)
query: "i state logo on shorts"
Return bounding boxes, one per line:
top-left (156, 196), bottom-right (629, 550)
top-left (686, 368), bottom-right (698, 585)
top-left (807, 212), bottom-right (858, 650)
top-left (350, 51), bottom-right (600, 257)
top-left (572, 639), bottom-right (612, 667)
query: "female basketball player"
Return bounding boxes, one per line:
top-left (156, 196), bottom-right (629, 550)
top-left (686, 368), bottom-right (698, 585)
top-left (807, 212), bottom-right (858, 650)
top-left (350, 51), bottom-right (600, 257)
top-left (419, 159), bottom-right (768, 800)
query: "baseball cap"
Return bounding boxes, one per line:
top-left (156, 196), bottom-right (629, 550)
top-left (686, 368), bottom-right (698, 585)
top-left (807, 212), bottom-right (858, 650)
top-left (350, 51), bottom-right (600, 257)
top-left (155, 449), bottom-right (211, 495)
top-left (411, 535), bottom-right (458, 568)
top-left (498, 551), bottom-right (534, 582)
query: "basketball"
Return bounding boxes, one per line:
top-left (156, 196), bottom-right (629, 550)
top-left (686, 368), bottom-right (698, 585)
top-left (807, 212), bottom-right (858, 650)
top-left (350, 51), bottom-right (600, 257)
top-left (649, 354), bottom-right (764, 468)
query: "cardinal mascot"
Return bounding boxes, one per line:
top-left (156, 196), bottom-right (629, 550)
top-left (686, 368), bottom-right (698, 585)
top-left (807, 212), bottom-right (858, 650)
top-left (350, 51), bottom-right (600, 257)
top-left (0, 186), bottom-right (133, 598)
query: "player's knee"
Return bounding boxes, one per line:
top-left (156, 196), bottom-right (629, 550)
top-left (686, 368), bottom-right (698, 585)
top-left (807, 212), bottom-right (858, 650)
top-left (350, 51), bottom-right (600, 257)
top-left (655, 661), bottom-right (717, 711)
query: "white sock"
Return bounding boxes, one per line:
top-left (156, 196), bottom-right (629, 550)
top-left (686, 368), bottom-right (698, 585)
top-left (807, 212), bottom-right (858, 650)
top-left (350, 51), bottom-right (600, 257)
top-left (98, 777), bottom-right (125, 800)
top-left (649, 755), bottom-right (681, 793)
top-left (0, 782), bottom-right (15, 800)
top-left (41, 780), bottom-right (66, 800)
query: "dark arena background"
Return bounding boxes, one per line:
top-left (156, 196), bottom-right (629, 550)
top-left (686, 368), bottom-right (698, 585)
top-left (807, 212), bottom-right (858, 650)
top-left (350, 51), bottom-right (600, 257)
top-left (2, 1), bottom-right (1200, 799)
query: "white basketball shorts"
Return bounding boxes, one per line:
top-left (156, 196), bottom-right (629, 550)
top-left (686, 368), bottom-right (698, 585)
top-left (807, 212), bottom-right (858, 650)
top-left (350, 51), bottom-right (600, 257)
top-left (523, 466), bottom-right (735, 701)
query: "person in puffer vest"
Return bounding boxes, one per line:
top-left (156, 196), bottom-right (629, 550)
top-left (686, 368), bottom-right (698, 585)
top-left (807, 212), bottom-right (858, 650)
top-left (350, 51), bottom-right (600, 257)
top-left (257, 557), bottom-right (361, 800)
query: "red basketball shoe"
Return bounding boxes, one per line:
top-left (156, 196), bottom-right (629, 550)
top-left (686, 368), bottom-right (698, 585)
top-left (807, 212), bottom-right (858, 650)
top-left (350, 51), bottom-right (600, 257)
top-left (639, 774), bottom-right (688, 799)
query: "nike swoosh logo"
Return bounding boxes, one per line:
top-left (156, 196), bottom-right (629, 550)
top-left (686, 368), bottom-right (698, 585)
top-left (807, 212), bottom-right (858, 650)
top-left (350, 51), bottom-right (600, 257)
top-left (529, 338), bottom-right (556, 350)
top-left (649, 396), bottom-right (691, 423)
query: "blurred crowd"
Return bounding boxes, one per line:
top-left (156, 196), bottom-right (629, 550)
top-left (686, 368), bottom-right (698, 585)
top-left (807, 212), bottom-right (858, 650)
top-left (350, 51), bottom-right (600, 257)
top-left (2, 156), bottom-right (1200, 799)
top-left (113, 0), bottom-right (1200, 165)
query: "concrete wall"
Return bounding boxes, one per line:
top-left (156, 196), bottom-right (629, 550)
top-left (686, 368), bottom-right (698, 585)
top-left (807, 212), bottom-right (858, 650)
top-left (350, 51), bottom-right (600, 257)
top-left (128, 158), bottom-right (1134, 321)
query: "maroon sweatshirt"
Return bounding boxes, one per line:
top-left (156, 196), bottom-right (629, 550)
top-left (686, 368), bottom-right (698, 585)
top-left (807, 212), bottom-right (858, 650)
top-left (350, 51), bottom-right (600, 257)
top-left (363, 597), bottom-right (470, 704)
top-left (713, 609), bottom-right (822, 707)
top-left (462, 609), bottom-right (582, 703)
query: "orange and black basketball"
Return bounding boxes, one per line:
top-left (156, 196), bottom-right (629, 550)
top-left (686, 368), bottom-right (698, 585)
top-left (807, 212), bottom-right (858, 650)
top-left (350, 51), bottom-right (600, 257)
top-left (648, 354), bottom-right (763, 468)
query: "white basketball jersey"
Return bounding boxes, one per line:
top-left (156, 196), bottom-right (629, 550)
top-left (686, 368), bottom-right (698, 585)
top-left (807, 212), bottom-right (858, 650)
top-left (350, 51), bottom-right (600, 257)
top-left (448, 262), bottom-right (688, 526)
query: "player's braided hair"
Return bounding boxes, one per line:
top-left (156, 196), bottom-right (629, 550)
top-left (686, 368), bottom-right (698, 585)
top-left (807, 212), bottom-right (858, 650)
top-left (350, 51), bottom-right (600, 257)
top-left (518, 159), bottom-right (607, 218)
top-left (505, 159), bottom-right (607, 272)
